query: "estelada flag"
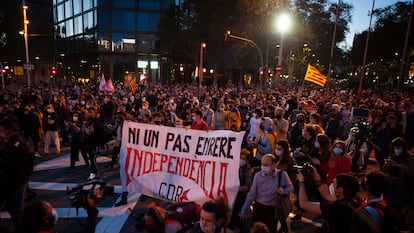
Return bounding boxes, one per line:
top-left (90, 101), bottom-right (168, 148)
top-left (304, 64), bottom-right (327, 86)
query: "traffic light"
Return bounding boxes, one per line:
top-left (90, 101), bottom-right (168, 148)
top-left (50, 66), bottom-right (56, 79)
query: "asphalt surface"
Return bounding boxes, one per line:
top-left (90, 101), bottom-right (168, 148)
top-left (0, 143), bottom-right (380, 233)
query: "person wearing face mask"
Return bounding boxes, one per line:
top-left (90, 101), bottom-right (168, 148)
top-left (374, 114), bottom-right (403, 169)
top-left (240, 154), bottom-right (294, 233)
top-left (246, 119), bottom-right (273, 164)
top-left (22, 200), bottom-right (58, 233)
top-left (66, 112), bottom-right (89, 173)
top-left (247, 108), bottom-right (264, 140)
top-left (227, 149), bottom-right (252, 230)
top-left (202, 101), bottom-right (214, 129)
top-left (42, 104), bottom-right (60, 155)
top-left (383, 137), bottom-right (414, 210)
top-left (0, 116), bottom-right (35, 233)
top-left (275, 139), bottom-right (296, 183)
top-left (297, 171), bottom-right (361, 233)
top-left (213, 102), bottom-right (227, 130)
top-left (274, 140), bottom-right (295, 233)
top-left (273, 107), bottom-right (289, 141)
top-left (321, 140), bottom-right (352, 185)
top-left (140, 101), bottom-right (152, 120)
top-left (191, 109), bottom-right (208, 131)
top-left (288, 113), bottom-right (306, 150)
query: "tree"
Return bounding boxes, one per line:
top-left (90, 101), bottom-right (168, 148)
top-left (157, 0), bottom-right (353, 86)
top-left (349, 1), bottom-right (413, 87)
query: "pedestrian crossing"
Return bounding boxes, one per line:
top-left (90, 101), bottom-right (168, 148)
top-left (1, 153), bottom-right (143, 233)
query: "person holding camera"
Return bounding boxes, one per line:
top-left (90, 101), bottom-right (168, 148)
top-left (297, 170), bottom-right (360, 233)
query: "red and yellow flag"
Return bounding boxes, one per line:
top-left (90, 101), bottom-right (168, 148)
top-left (304, 64), bottom-right (327, 86)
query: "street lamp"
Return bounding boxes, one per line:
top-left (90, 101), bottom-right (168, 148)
top-left (274, 13), bottom-right (292, 87)
top-left (22, 1), bottom-right (31, 87)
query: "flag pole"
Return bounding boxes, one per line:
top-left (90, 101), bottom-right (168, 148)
top-left (326, 0), bottom-right (340, 89)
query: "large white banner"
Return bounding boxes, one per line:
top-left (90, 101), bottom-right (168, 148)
top-left (119, 122), bottom-right (244, 206)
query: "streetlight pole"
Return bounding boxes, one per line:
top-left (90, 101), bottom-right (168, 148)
top-left (275, 13), bottom-right (292, 88)
top-left (23, 0), bottom-right (31, 87)
top-left (199, 42), bottom-right (206, 97)
top-left (225, 32), bottom-right (264, 87)
top-left (276, 34), bottom-right (284, 87)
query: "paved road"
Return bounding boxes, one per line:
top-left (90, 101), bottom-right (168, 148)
top-left (0, 148), bottom-right (379, 233)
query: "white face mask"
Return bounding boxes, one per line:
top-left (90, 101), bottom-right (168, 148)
top-left (275, 149), bottom-right (283, 156)
top-left (394, 148), bottom-right (403, 156)
top-left (240, 160), bottom-right (246, 167)
top-left (314, 141), bottom-right (320, 148)
top-left (329, 183), bottom-right (336, 196)
top-left (192, 116), bottom-right (197, 122)
top-left (261, 166), bottom-right (272, 174)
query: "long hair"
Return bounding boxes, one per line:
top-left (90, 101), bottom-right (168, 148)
top-left (275, 139), bottom-right (292, 164)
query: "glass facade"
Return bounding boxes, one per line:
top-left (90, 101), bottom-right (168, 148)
top-left (53, 0), bottom-right (175, 81)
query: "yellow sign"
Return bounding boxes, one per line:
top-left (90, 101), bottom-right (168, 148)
top-left (14, 66), bottom-right (24, 76)
top-left (90, 70), bottom-right (95, 79)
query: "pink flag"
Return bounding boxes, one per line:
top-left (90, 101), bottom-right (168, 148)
top-left (104, 79), bottom-right (115, 93)
top-left (99, 74), bottom-right (106, 91)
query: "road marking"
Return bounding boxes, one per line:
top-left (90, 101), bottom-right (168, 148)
top-left (35, 154), bottom-right (112, 172)
top-left (5, 149), bottom-right (139, 233)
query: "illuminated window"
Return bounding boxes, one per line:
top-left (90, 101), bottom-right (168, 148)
top-left (65, 0), bottom-right (72, 18)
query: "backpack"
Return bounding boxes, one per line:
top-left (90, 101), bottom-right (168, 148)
top-left (165, 201), bottom-right (201, 226)
top-left (351, 202), bottom-right (407, 233)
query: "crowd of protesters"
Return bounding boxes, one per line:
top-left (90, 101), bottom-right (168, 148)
top-left (1, 80), bottom-right (414, 233)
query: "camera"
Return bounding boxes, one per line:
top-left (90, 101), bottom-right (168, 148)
top-left (293, 162), bottom-right (313, 176)
top-left (67, 179), bottom-right (114, 210)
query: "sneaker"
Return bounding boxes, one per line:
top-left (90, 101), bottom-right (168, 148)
top-left (35, 152), bottom-right (42, 158)
top-left (88, 173), bottom-right (97, 180)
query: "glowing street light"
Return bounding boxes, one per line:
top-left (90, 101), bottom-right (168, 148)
top-left (22, 1), bottom-right (31, 86)
top-left (274, 13), bottom-right (292, 86)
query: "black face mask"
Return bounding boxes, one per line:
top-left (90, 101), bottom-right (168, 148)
top-left (154, 121), bottom-right (162, 125)
top-left (297, 118), bottom-right (304, 123)
top-left (260, 125), bottom-right (265, 131)
top-left (276, 115), bottom-right (282, 119)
